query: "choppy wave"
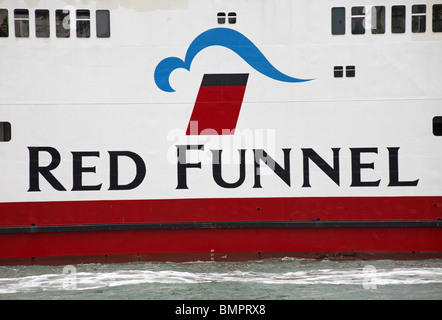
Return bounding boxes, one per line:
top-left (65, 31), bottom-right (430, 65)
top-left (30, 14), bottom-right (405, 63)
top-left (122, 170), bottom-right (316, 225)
top-left (1, 263), bottom-right (441, 294)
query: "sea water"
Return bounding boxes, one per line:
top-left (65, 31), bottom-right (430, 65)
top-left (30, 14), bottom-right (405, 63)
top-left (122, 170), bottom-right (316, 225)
top-left (0, 258), bottom-right (441, 301)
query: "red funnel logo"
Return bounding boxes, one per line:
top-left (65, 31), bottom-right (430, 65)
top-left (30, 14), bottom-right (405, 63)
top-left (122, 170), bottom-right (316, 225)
top-left (186, 74), bottom-right (249, 135)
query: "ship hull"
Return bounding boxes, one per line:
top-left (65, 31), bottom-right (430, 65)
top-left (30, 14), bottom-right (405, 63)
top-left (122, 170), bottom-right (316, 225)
top-left (1, 196), bottom-right (441, 264)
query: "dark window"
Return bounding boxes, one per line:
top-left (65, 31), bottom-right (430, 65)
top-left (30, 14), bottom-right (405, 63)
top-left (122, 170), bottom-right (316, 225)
top-left (372, 6), bottom-right (385, 34)
top-left (56, 9), bottom-right (70, 38)
top-left (228, 12), bottom-right (236, 24)
top-left (433, 5), bottom-right (442, 32)
top-left (331, 7), bottom-right (345, 35)
top-left (346, 66), bottom-right (355, 77)
top-left (35, 9), bottom-right (50, 38)
top-left (217, 12), bottom-right (225, 24)
top-left (392, 5), bottom-right (406, 33)
top-left (76, 10), bottom-right (90, 38)
top-left (0, 122), bottom-right (11, 142)
top-left (96, 10), bottom-right (110, 38)
top-left (412, 5), bottom-right (427, 14)
top-left (412, 5), bottom-right (426, 33)
top-left (14, 9), bottom-right (29, 37)
top-left (433, 117), bottom-right (442, 136)
top-left (334, 66), bottom-right (343, 77)
top-left (351, 7), bottom-right (365, 34)
top-left (0, 9), bottom-right (8, 37)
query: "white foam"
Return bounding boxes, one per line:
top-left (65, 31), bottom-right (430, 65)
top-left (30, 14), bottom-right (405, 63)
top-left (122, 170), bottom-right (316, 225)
top-left (0, 266), bottom-right (441, 293)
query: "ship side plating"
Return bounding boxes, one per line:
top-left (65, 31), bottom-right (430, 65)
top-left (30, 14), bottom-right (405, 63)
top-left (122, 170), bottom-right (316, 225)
top-left (0, 0), bottom-right (441, 264)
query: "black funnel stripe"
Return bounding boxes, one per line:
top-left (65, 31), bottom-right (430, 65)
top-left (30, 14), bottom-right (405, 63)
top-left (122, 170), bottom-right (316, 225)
top-left (201, 73), bottom-right (249, 87)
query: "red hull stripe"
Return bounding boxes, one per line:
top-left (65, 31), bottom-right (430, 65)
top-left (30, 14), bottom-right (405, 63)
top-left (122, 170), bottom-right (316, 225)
top-left (1, 196), bottom-right (441, 260)
top-left (0, 228), bottom-right (441, 260)
top-left (1, 196), bottom-right (441, 227)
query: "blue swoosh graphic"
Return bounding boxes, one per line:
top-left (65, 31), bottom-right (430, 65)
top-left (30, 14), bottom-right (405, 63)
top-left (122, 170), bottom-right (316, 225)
top-left (154, 28), bottom-right (313, 92)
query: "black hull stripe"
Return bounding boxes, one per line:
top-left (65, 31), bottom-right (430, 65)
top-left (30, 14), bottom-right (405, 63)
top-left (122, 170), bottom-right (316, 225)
top-left (0, 220), bottom-right (440, 234)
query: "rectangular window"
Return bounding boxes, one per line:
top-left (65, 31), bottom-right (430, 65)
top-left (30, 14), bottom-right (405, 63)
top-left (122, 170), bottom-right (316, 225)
top-left (14, 9), bottom-right (29, 37)
top-left (371, 6), bottom-right (385, 34)
top-left (0, 9), bottom-right (8, 37)
top-left (351, 7), bottom-right (365, 34)
top-left (392, 5), bottom-right (406, 33)
top-left (96, 10), bottom-right (110, 38)
top-left (76, 9), bottom-right (90, 38)
top-left (334, 66), bottom-right (343, 78)
top-left (35, 9), bottom-right (49, 38)
top-left (346, 66), bottom-right (355, 77)
top-left (331, 7), bottom-right (345, 35)
top-left (217, 12), bottom-right (226, 24)
top-left (228, 12), bottom-right (236, 24)
top-left (412, 5), bottom-right (426, 33)
top-left (0, 122), bottom-right (11, 142)
top-left (433, 117), bottom-right (442, 136)
top-left (56, 9), bottom-right (70, 38)
top-left (433, 4), bottom-right (442, 32)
